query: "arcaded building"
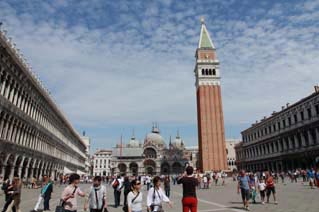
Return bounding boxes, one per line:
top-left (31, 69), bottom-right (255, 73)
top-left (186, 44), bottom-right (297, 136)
top-left (111, 125), bottom-right (199, 176)
top-left (236, 87), bottom-right (319, 172)
top-left (0, 28), bottom-right (87, 180)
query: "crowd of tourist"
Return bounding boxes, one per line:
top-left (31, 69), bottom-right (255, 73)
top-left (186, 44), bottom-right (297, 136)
top-left (1, 167), bottom-right (319, 212)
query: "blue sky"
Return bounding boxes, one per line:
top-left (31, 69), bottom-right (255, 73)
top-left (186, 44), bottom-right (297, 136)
top-left (1, 0), bottom-right (319, 152)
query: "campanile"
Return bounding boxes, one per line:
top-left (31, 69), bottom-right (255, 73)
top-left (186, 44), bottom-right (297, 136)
top-left (195, 18), bottom-right (227, 171)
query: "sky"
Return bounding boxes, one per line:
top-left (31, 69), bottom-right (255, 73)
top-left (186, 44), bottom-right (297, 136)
top-left (1, 0), bottom-right (319, 152)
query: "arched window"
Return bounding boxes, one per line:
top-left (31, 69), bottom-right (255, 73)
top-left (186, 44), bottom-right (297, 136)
top-left (202, 69), bottom-right (205, 75)
top-left (212, 69), bottom-right (216, 75)
top-left (209, 69), bottom-right (212, 75)
top-left (205, 69), bottom-right (209, 75)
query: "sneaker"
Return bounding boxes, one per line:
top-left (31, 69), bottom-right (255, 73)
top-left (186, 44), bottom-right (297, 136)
top-left (275, 201), bottom-right (278, 205)
top-left (262, 202), bottom-right (265, 205)
top-left (246, 206), bottom-right (250, 211)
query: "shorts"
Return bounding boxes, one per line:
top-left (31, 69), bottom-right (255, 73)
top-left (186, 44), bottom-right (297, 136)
top-left (241, 188), bottom-right (250, 201)
top-left (260, 190), bottom-right (265, 198)
top-left (266, 187), bottom-right (276, 196)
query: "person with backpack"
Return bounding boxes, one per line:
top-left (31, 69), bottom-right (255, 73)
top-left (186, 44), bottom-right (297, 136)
top-left (84, 176), bottom-right (107, 212)
top-left (237, 170), bottom-right (251, 211)
top-left (61, 173), bottom-right (86, 212)
top-left (111, 175), bottom-right (123, 208)
top-left (126, 179), bottom-right (142, 212)
top-left (33, 175), bottom-right (53, 212)
top-left (147, 176), bottom-right (172, 212)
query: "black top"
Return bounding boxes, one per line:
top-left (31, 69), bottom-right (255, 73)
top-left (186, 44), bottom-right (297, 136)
top-left (43, 183), bottom-right (53, 198)
top-left (177, 176), bottom-right (198, 198)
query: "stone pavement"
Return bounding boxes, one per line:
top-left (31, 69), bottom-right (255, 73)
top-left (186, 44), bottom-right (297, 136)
top-left (1, 179), bottom-right (319, 212)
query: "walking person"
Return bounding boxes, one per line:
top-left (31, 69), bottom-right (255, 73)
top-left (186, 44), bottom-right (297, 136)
top-left (127, 179), bottom-right (142, 212)
top-left (258, 178), bottom-right (266, 204)
top-left (248, 174), bottom-right (257, 204)
top-left (123, 176), bottom-right (131, 206)
top-left (177, 166), bottom-right (198, 212)
top-left (61, 173), bottom-right (86, 212)
top-left (1, 179), bottom-right (14, 212)
top-left (33, 175), bottom-right (53, 212)
top-left (164, 176), bottom-right (170, 198)
top-left (6, 177), bottom-right (22, 212)
top-left (84, 176), bottom-right (107, 212)
top-left (146, 175), bottom-right (151, 191)
top-left (111, 175), bottom-right (123, 208)
top-left (265, 172), bottom-right (278, 204)
top-left (147, 176), bottom-right (172, 212)
top-left (237, 170), bottom-right (251, 211)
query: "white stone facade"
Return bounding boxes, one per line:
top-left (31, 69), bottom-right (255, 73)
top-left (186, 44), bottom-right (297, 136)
top-left (226, 139), bottom-right (240, 171)
top-left (92, 149), bottom-right (112, 176)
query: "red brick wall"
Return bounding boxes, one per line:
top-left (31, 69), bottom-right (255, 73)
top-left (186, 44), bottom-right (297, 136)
top-left (197, 85), bottom-right (228, 171)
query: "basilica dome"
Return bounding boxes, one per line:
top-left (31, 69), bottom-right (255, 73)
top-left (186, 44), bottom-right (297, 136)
top-left (128, 136), bottom-right (140, 147)
top-left (144, 126), bottom-right (165, 146)
top-left (171, 131), bottom-right (184, 149)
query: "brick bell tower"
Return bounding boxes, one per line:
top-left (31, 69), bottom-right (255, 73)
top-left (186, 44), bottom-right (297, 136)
top-left (195, 18), bottom-right (227, 172)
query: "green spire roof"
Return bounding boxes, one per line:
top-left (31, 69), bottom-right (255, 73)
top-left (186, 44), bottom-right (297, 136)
top-left (198, 19), bottom-right (215, 49)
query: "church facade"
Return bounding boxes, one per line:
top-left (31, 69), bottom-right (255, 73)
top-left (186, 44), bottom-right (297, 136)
top-left (110, 125), bottom-right (199, 176)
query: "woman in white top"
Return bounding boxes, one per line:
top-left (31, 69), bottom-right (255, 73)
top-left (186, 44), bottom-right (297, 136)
top-left (127, 179), bottom-right (143, 212)
top-left (147, 176), bottom-right (172, 212)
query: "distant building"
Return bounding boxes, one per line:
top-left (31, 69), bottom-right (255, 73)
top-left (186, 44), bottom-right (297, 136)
top-left (236, 87), bottom-right (319, 172)
top-left (111, 125), bottom-right (199, 176)
top-left (226, 139), bottom-right (240, 171)
top-left (92, 149), bottom-right (112, 176)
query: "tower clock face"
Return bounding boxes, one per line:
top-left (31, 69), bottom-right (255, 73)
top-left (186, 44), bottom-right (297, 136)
top-left (205, 54), bottom-right (209, 59)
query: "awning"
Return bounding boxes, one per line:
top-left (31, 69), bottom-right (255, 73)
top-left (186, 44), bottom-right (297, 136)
top-left (76, 170), bottom-right (87, 175)
top-left (63, 167), bottom-right (74, 174)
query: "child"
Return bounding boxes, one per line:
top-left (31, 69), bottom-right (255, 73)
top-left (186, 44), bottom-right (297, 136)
top-left (258, 178), bottom-right (266, 204)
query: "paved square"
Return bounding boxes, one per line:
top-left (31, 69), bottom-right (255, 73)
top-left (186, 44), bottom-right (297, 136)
top-left (1, 179), bottom-right (319, 212)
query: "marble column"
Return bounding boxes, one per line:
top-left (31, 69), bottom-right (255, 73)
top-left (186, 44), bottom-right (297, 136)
top-left (308, 130), bottom-right (314, 145)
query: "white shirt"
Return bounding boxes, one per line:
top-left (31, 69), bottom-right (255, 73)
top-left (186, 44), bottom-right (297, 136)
top-left (127, 191), bottom-right (143, 211)
top-left (203, 176), bottom-right (208, 183)
top-left (147, 187), bottom-right (170, 211)
top-left (88, 185), bottom-right (106, 209)
top-left (258, 182), bottom-right (266, 191)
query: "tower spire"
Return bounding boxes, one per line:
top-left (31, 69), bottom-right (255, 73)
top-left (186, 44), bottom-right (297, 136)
top-left (198, 17), bottom-right (215, 49)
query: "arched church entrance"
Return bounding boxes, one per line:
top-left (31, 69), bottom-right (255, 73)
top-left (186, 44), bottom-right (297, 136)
top-left (160, 162), bottom-right (170, 175)
top-left (172, 162), bottom-right (183, 174)
top-left (118, 163), bottom-right (127, 175)
top-left (144, 159), bottom-right (156, 175)
top-left (129, 162), bottom-right (139, 176)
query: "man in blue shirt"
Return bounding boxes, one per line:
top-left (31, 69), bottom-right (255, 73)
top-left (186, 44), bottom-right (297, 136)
top-left (237, 170), bottom-right (251, 211)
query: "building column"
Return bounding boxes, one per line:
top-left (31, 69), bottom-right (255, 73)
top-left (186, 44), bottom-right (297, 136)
top-left (9, 155), bottom-right (19, 180)
top-left (287, 137), bottom-right (292, 149)
top-left (315, 128), bottom-right (319, 144)
top-left (25, 159), bottom-right (31, 181)
top-left (293, 135), bottom-right (299, 149)
top-left (300, 132), bottom-right (306, 147)
top-left (308, 130), bottom-right (314, 145)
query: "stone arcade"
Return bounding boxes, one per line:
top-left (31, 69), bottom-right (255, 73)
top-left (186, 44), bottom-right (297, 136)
top-left (0, 29), bottom-right (87, 181)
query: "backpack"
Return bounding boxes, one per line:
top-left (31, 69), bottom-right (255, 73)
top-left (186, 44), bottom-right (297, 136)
top-left (112, 179), bottom-right (119, 189)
